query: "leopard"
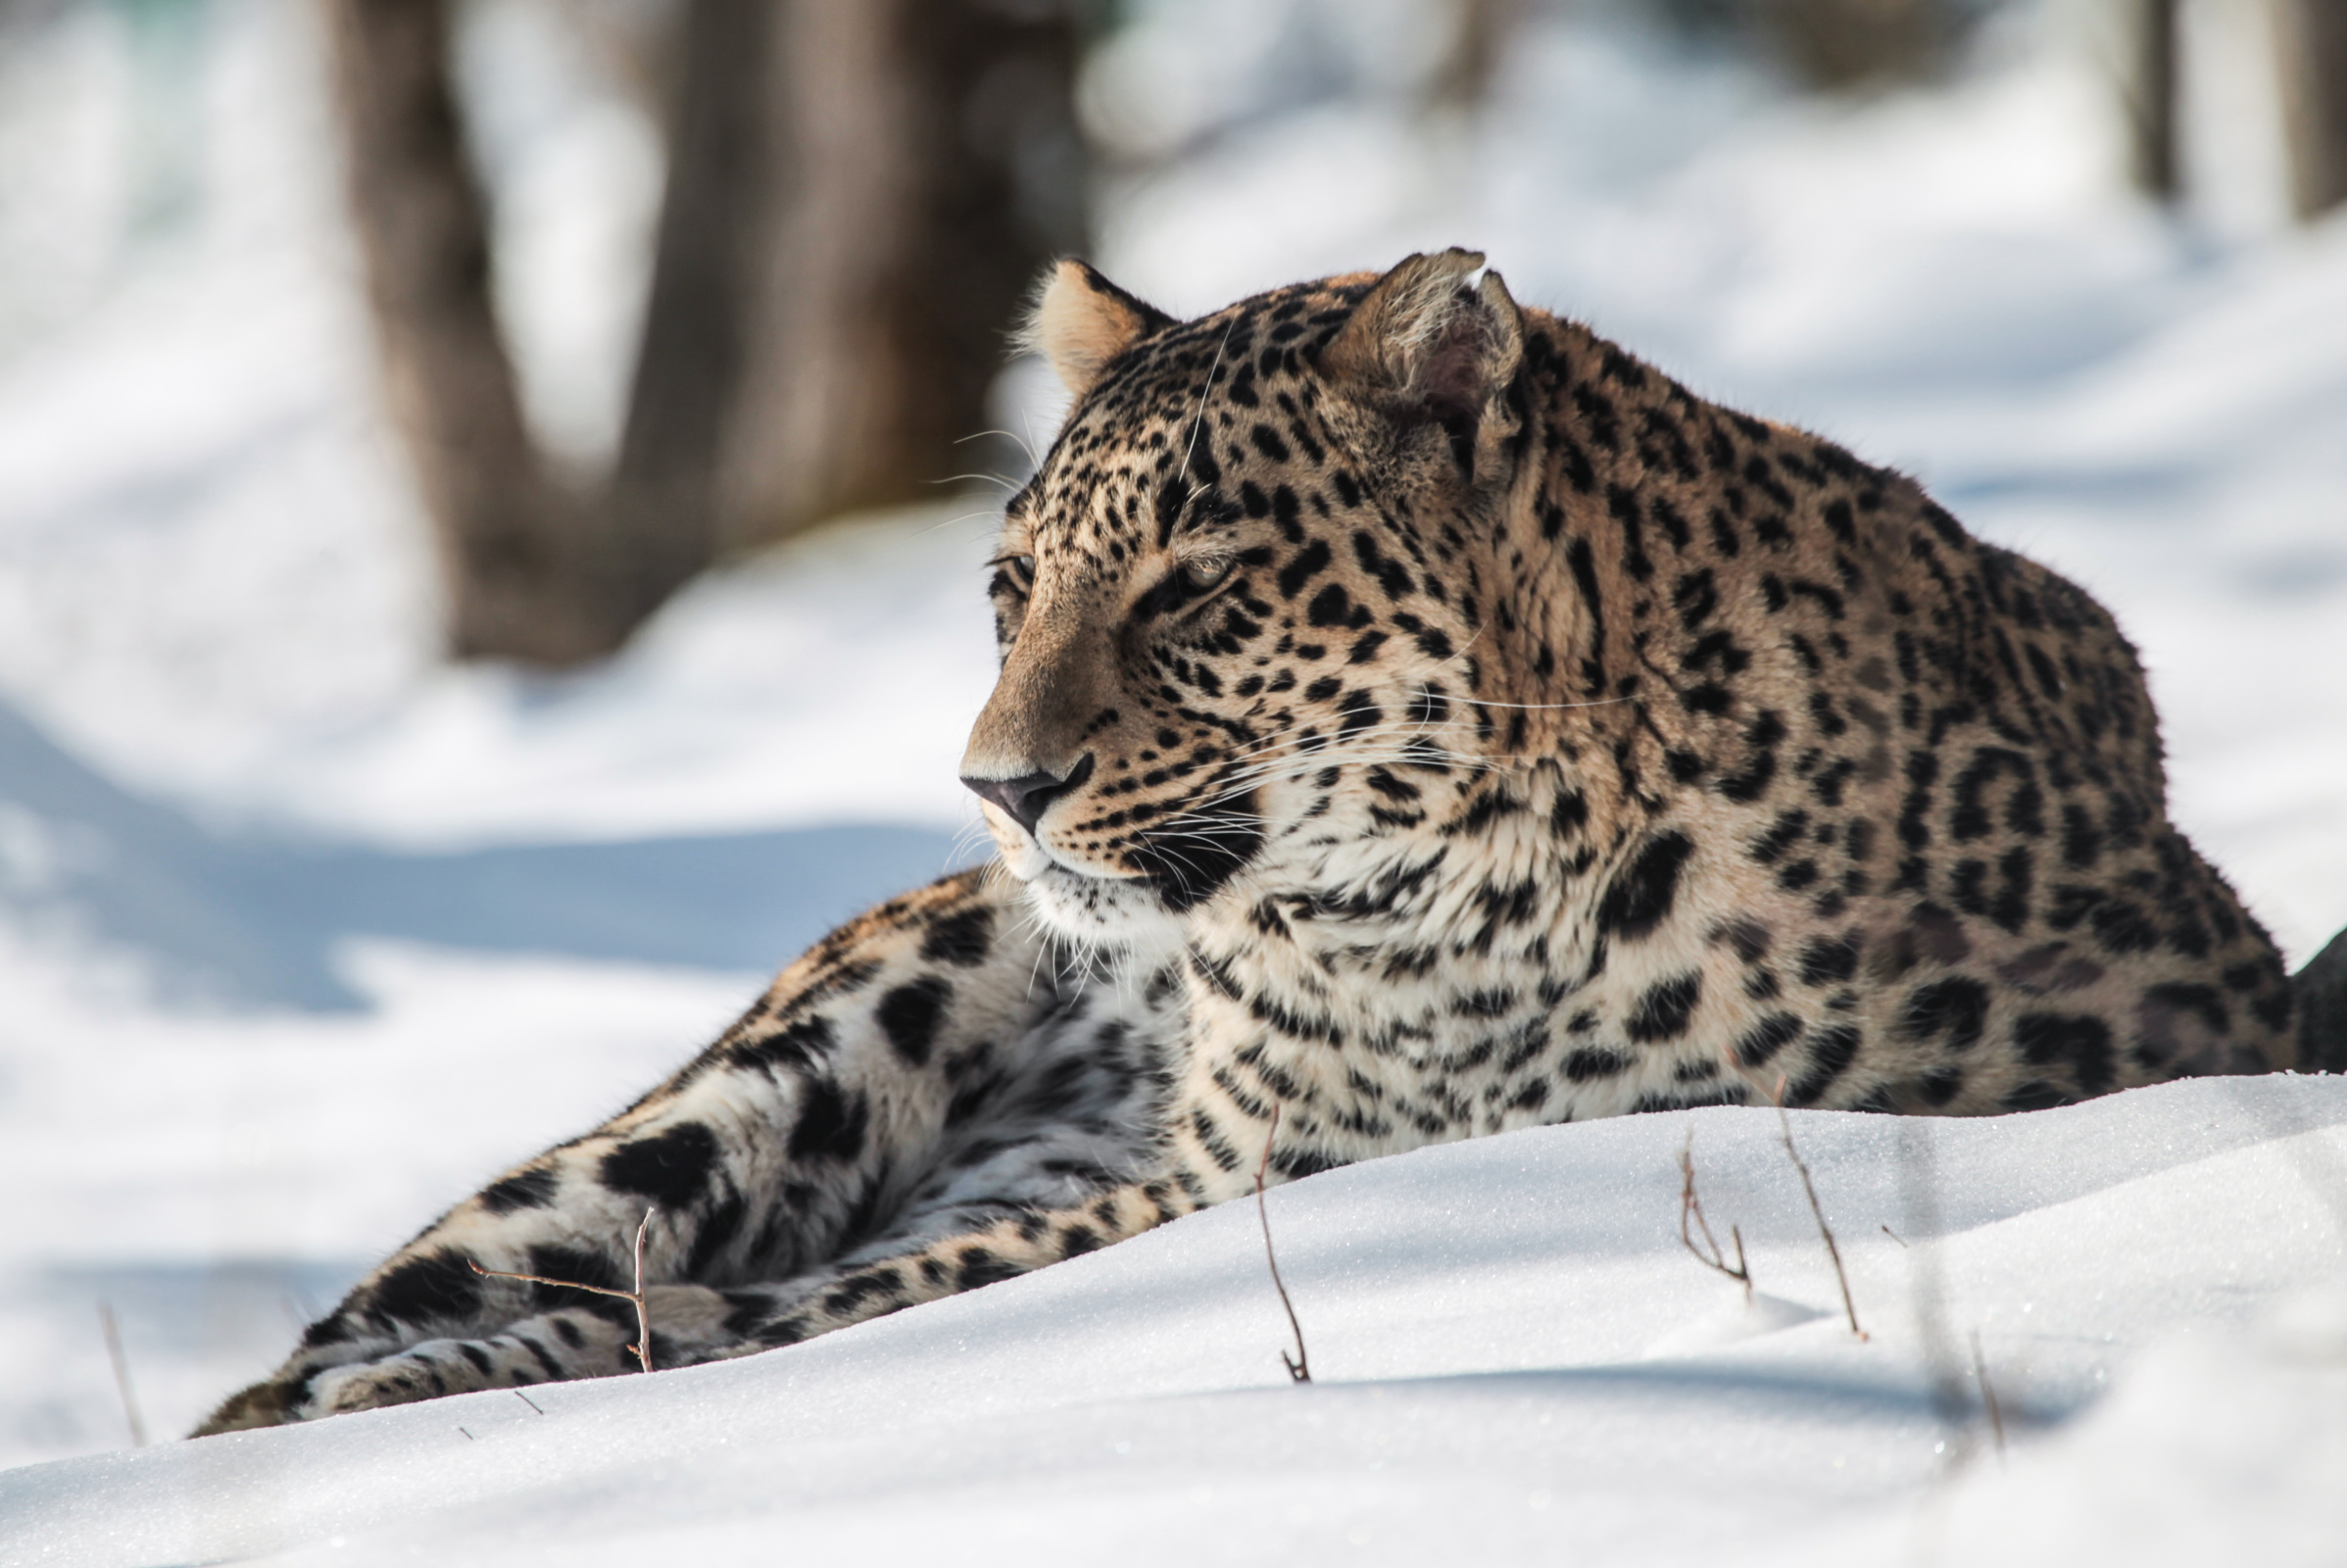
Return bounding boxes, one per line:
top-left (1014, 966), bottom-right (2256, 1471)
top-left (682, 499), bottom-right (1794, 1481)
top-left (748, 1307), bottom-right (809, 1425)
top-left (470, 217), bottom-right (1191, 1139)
top-left (195, 248), bottom-right (2300, 1435)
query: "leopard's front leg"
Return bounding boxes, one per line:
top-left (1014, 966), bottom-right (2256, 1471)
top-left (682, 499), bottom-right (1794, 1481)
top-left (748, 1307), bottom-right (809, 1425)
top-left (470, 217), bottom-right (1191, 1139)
top-left (703, 1032), bottom-right (1284, 1348)
top-left (195, 867), bottom-right (1165, 1433)
top-left (717, 1174), bottom-right (1212, 1348)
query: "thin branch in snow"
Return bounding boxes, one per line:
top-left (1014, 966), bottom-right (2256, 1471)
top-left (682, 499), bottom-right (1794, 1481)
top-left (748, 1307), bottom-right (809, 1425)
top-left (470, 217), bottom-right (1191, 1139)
top-left (1893, 1115), bottom-right (1970, 1439)
top-left (95, 1301), bottom-right (146, 1448)
top-left (513, 1390), bottom-right (545, 1415)
top-left (471, 1206), bottom-right (660, 1374)
top-left (1970, 1330), bottom-right (2006, 1458)
top-left (1773, 1076), bottom-right (1866, 1341)
top-left (1254, 1104), bottom-right (1311, 1384)
top-left (1678, 1129), bottom-right (1755, 1301)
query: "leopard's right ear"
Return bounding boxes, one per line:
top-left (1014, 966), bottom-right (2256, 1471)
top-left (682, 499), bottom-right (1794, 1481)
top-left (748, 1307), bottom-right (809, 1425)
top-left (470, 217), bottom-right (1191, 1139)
top-left (1022, 260), bottom-right (1178, 400)
top-left (1319, 248), bottom-right (1525, 489)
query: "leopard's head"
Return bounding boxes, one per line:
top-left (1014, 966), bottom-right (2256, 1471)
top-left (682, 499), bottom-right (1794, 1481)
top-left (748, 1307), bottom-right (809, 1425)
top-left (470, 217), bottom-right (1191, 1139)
top-left (961, 250), bottom-right (1531, 944)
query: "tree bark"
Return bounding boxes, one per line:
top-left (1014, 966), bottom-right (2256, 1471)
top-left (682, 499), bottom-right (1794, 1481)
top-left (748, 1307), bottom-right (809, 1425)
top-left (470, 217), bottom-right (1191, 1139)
top-left (1425, 0), bottom-right (1528, 112)
top-left (1765, 0), bottom-right (1942, 89)
top-left (329, 0), bottom-right (1084, 665)
top-left (604, 0), bottom-right (775, 635)
top-left (325, 0), bottom-right (614, 665)
top-left (2275, 0), bottom-right (2347, 220)
top-left (2122, 0), bottom-right (2183, 201)
top-left (718, 0), bottom-right (1085, 554)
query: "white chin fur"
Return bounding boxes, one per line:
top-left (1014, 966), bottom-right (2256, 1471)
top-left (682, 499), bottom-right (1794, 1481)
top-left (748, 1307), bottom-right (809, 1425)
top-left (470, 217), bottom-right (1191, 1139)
top-left (1016, 862), bottom-right (1187, 948)
top-left (980, 810), bottom-right (1187, 947)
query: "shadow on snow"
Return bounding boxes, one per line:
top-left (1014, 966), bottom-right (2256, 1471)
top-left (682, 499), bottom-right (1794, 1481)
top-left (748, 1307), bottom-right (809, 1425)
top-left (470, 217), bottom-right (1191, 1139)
top-left (0, 699), bottom-right (980, 1010)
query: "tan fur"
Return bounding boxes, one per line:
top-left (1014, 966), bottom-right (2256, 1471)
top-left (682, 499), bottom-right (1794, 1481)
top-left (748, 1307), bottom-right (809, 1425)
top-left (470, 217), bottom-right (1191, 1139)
top-left (1023, 259), bottom-right (1160, 399)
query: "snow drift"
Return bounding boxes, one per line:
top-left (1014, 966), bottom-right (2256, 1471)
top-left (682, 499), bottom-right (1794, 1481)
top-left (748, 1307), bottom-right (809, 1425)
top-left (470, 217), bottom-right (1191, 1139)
top-left (5, 1075), bottom-right (2343, 1567)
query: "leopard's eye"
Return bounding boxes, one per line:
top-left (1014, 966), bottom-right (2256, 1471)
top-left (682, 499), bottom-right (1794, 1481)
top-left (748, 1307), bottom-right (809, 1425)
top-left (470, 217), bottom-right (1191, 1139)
top-left (997, 554), bottom-right (1036, 589)
top-left (1181, 558), bottom-right (1233, 593)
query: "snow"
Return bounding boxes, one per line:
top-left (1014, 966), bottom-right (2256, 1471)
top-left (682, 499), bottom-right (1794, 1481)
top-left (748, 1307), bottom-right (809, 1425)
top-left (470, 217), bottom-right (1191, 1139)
top-left (2, 0), bottom-right (2345, 1556)
top-left (5, 1077), bottom-right (2345, 1566)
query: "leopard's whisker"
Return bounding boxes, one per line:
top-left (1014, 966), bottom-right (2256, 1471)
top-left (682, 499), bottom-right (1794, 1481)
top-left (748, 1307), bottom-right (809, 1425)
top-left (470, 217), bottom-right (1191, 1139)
top-left (953, 425), bottom-right (1042, 474)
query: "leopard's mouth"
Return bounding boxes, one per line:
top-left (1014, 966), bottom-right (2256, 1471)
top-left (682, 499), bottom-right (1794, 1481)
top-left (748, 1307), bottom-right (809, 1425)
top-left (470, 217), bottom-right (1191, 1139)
top-left (990, 821), bottom-right (1144, 886)
top-left (1025, 854), bottom-right (1135, 889)
top-left (1122, 792), bottom-right (1266, 915)
top-left (985, 782), bottom-right (1266, 920)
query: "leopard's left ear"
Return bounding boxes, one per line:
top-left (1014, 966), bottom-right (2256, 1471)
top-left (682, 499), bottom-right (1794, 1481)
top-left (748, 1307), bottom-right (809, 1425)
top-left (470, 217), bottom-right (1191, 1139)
top-left (1022, 260), bottom-right (1179, 400)
top-left (1322, 248), bottom-right (1525, 480)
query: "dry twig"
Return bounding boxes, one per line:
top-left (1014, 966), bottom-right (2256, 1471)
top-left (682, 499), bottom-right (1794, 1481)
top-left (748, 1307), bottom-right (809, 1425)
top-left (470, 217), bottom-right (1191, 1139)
top-left (1773, 1076), bottom-right (1866, 1340)
top-left (470, 1206), bottom-right (659, 1374)
top-left (1254, 1104), bottom-right (1311, 1383)
top-left (1970, 1330), bottom-right (2006, 1457)
top-left (1678, 1130), bottom-right (1755, 1301)
top-left (95, 1301), bottom-right (146, 1448)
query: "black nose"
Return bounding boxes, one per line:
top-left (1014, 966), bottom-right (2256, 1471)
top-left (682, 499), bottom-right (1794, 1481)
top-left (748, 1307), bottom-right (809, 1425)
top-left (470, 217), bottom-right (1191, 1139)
top-left (961, 755), bottom-right (1095, 836)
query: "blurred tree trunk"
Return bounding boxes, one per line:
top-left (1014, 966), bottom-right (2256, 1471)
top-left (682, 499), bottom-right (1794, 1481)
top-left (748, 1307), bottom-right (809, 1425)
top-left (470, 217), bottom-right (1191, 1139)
top-left (2274, 0), bottom-right (2347, 220)
top-left (325, 0), bottom-right (614, 664)
top-left (604, 0), bottom-right (774, 637)
top-left (328, 0), bottom-right (1084, 667)
top-left (717, 0), bottom-right (1085, 553)
top-left (2121, 0), bottom-right (2183, 201)
top-left (1766, 0), bottom-right (1941, 88)
top-left (1425, 0), bottom-right (1527, 112)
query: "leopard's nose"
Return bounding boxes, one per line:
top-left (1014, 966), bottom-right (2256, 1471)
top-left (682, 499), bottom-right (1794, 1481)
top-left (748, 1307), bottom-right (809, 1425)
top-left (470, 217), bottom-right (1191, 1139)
top-left (961, 755), bottom-right (1095, 837)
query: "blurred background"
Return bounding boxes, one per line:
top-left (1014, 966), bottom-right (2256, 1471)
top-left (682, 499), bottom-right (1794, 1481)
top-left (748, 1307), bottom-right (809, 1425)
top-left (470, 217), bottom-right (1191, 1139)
top-left (0, 0), bottom-right (2342, 1466)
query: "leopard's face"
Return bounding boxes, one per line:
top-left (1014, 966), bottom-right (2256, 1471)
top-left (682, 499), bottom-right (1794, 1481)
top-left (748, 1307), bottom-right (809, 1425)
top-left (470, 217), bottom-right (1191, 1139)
top-left (962, 264), bottom-right (1524, 946)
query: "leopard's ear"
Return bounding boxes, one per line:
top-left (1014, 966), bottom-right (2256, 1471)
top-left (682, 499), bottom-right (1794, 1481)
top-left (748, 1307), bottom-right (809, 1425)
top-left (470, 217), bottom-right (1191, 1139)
top-left (1321, 249), bottom-right (1524, 477)
top-left (1022, 260), bottom-right (1178, 400)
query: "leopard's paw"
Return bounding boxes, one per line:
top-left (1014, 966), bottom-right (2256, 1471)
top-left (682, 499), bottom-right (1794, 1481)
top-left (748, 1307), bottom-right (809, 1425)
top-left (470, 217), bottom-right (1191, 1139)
top-left (641, 1282), bottom-right (751, 1362)
top-left (304, 1349), bottom-right (470, 1419)
top-left (190, 1376), bottom-right (308, 1437)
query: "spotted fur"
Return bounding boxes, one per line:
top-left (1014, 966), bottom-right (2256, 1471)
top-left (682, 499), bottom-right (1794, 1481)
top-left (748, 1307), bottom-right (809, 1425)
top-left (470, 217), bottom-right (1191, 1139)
top-left (196, 251), bottom-right (2294, 1434)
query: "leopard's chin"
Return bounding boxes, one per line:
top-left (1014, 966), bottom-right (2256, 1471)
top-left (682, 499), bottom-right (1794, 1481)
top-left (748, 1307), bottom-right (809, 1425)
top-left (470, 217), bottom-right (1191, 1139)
top-left (1016, 860), bottom-right (1190, 950)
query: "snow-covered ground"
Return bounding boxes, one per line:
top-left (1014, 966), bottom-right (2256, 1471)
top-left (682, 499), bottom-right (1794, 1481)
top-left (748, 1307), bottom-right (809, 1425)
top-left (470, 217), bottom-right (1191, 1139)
top-left (2, 0), bottom-right (2344, 1555)
top-left (7, 1077), bottom-right (2346, 1566)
